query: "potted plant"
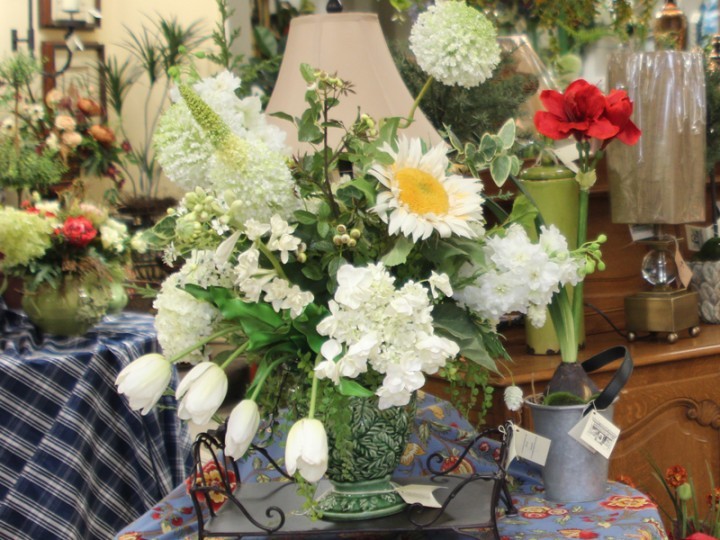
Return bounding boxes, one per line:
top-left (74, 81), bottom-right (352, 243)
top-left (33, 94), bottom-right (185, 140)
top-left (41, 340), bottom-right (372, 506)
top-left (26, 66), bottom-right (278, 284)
top-left (0, 52), bottom-right (66, 204)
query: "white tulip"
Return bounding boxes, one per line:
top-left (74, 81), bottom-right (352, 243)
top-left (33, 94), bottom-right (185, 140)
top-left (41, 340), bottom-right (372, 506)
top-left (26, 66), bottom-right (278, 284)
top-left (115, 353), bottom-right (172, 415)
top-left (285, 418), bottom-right (328, 483)
top-left (176, 362), bottom-right (228, 425)
top-left (225, 399), bottom-right (260, 459)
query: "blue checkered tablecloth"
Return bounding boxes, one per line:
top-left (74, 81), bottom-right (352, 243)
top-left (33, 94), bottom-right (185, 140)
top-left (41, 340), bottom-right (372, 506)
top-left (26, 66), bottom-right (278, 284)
top-left (0, 302), bottom-right (193, 540)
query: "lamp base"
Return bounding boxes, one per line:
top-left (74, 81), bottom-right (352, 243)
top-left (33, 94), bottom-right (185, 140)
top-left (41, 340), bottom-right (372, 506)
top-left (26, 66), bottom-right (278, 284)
top-left (625, 289), bottom-right (700, 343)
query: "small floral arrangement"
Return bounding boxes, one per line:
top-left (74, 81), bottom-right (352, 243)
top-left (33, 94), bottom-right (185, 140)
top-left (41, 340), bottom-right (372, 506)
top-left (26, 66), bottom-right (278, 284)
top-left (115, 0), bottom-right (605, 505)
top-left (0, 195), bottom-right (145, 291)
top-left (42, 86), bottom-right (126, 194)
top-left (648, 462), bottom-right (720, 540)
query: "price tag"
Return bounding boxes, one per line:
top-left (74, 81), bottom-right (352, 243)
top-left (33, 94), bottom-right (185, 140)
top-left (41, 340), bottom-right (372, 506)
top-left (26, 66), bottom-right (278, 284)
top-left (507, 426), bottom-right (551, 467)
top-left (568, 410), bottom-right (621, 459)
top-left (674, 242), bottom-right (693, 289)
top-left (394, 484), bottom-right (445, 508)
top-left (628, 224), bottom-right (655, 242)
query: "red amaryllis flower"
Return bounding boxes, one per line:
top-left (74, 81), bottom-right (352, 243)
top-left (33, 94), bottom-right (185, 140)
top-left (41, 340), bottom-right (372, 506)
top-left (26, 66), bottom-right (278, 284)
top-left (61, 216), bottom-right (97, 247)
top-left (666, 465), bottom-right (688, 488)
top-left (534, 79), bottom-right (620, 142)
top-left (603, 90), bottom-right (641, 147)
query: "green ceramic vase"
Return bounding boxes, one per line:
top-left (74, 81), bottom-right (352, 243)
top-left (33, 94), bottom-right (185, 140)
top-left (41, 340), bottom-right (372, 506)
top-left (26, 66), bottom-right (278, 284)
top-left (22, 274), bottom-right (111, 336)
top-left (318, 395), bottom-right (415, 521)
top-left (520, 165), bottom-right (584, 355)
top-left (106, 281), bottom-right (129, 315)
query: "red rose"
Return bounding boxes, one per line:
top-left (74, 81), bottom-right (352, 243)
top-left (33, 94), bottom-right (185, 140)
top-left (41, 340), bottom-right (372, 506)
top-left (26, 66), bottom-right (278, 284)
top-left (685, 534), bottom-right (719, 540)
top-left (61, 216), bottom-right (97, 247)
top-left (603, 90), bottom-right (641, 147)
top-left (534, 79), bottom-right (620, 142)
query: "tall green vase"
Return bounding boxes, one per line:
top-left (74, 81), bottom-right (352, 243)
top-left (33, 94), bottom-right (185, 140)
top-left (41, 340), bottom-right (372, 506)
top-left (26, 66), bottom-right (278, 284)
top-left (520, 165), bottom-right (584, 354)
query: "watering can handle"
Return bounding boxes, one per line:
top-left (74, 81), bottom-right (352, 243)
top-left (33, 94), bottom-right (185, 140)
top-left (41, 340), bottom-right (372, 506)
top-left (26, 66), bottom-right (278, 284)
top-left (581, 345), bottom-right (633, 413)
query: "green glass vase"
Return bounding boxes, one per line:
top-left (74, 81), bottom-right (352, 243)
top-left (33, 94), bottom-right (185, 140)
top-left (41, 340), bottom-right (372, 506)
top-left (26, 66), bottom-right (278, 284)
top-left (22, 274), bottom-right (111, 336)
top-left (520, 165), bottom-right (584, 354)
top-left (318, 395), bottom-right (415, 521)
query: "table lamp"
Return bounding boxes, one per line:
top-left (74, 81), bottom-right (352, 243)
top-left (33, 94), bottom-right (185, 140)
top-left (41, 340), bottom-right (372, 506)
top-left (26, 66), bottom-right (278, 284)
top-left (265, 10), bottom-right (442, 152)
top-left (606, 50), bottom-right (705, 342)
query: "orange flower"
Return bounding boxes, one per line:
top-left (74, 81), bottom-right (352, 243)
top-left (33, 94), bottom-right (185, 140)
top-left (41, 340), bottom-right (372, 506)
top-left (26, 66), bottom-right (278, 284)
top-left (77, 97), bottom-right (102, 117)
top-left (88, 124), bottom-right (116, 146)
top-left (707, 487), bottom-right (720, 508)
top-left (665, 465), bottom-right (688, 488)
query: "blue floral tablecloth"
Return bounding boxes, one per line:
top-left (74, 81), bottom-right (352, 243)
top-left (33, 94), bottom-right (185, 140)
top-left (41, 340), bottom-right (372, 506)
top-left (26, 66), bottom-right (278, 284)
top-left (0, 303), bottom-right (193, 540)
top-left (116, 392), bottom-right (668, 540)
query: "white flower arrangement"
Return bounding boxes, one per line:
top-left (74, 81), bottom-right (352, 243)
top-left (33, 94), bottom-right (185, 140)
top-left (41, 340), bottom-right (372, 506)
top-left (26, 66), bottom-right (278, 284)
top-left (116, 0), bottom-right (606, 493)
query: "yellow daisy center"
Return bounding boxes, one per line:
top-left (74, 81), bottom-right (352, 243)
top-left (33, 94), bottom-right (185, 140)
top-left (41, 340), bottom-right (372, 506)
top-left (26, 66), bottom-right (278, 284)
top-left (395, 167), bottom-right (449, 215)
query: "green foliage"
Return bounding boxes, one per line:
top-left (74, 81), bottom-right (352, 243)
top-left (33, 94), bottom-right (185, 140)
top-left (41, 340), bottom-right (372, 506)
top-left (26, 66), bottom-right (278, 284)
top-left (394, 48), bottom-right (538, 144)
top-left (0, 139), bottom-right (66, 193)
top-left (100, 15), bottom-right (202, 200)
top-left (706, 63), bottom-right (720, 175)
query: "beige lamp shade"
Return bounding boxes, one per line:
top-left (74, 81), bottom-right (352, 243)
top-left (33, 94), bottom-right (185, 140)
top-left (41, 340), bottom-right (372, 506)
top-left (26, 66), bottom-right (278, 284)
top-left (605, 50), bottom-right (706, 224)
top-left (266, 12), bottom-right (442, 152)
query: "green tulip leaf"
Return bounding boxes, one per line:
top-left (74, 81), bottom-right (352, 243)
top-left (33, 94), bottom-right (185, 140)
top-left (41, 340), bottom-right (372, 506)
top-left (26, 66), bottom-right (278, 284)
top-left (338, 378), bottom-right (374, 397)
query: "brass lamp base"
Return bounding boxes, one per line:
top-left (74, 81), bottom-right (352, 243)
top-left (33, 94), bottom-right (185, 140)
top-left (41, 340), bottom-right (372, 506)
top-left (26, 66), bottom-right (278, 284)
top-left (625, 289), bottom-right (701, 343)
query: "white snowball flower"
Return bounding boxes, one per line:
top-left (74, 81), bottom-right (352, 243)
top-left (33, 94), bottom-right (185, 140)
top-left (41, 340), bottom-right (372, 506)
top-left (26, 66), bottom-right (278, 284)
top-left (176, 362), bottom-right (228, 426)
top-left (115, 353), bottom-right (172, 415)
top-left (410, 0), bottom-right (501, 88)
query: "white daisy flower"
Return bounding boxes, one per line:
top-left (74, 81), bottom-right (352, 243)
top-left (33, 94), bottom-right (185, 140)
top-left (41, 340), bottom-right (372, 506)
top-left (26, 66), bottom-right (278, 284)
top-left (370, 136), bottom-right (485, 242)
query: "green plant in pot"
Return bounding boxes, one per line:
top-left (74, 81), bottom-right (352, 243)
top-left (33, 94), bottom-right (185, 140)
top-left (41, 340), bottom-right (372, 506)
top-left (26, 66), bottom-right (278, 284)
top-left (0, 52), bottom-right (66, 204)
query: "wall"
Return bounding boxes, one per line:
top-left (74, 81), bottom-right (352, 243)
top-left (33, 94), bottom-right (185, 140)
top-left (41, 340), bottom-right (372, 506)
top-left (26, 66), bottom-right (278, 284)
top-left (1, 0), bottom-right (235, 204)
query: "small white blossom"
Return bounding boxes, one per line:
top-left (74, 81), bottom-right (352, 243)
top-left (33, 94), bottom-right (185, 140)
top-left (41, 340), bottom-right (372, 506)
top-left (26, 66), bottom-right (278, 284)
top-left (428, 271), bottom-right (453, 298)
top-left (504, 385), bottom-right (524, 412)
top-left (244, 219), bottom-right (270, 241)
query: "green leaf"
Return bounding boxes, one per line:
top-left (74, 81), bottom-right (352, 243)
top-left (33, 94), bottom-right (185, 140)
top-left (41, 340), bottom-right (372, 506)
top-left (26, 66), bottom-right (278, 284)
top-left (291, 303), bottom-right (329, 354)
top-left (270, 111), bottom-right (294, 123)
top-left (252, 25), bottom-right (278, 57)
top-left (380, 236), bottom-right (415, 267)
top-left (479, 133), bottom-right (497, 161)
top-left (338, 177), bottom-right (377, 206)
top-left (490, 154), bottom-right (511, 187)
top-left (432, 302), bottom-right (499, 372)
top-left (317, 220), bottom-right (330, 238)
top-left (294, 209), bottom-right (317, 225)
top-left (497, 118), bottom-right (516, 150)
top-left (510, 155), bottom-right (522, 176)
top-left (300, 63), bottom-right (315, 84)
top-left (338, 378), bottom-right (374, 397)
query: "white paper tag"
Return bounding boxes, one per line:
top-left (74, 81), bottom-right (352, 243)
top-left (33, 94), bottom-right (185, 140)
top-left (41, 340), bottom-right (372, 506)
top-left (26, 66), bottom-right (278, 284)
top-left (510, 426), bottom-right (551, 466)
top-left (674, 243), bottom-right (693, 289)
top-left (394, 484), bottom-right (445, 508)
top-left (568, 410), bottom-right (621, 459)
top-left (553, 143), bottom-right (580, 174)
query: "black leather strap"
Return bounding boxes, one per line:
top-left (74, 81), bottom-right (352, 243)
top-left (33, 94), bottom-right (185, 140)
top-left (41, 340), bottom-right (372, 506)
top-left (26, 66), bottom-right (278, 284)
top-left (581, 345), bottom-right (633, 414)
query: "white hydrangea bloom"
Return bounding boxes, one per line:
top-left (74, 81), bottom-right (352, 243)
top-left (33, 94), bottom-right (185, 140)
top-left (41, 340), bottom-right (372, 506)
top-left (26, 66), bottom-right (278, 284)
top-left (409, 0), bottom-right (501, 88)
top-left (153, 273), bottom-right (224, 364)
top-left (99, 218), bottom-right (128, 253)
top-left (315, 262), bottom-right (459, 409)
top-left (453, 224), bottom-right (583, 327)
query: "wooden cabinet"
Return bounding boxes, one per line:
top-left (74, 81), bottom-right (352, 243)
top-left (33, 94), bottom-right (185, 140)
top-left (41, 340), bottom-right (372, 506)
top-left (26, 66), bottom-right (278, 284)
top-left (427, 325), bottom-right (720, 521)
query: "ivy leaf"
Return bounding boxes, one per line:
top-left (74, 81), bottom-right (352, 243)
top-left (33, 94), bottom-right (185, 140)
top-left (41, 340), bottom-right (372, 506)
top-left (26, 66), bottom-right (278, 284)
top-left (497, 118), bottom-right (516, 150)
top-left (380, 236), bottom-right (415, 267)
top-left (490, 154), bottom-right (511, 187)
